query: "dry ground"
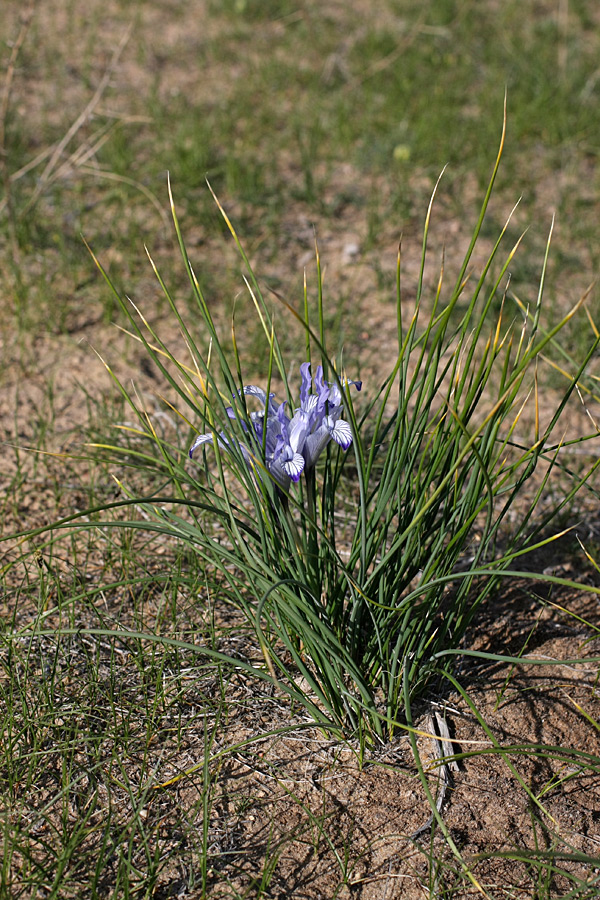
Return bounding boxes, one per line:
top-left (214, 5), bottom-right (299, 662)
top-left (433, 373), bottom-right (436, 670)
top-left (1, 1), bottom-right (600, 897)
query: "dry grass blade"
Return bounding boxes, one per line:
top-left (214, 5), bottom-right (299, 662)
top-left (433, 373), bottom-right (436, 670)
top-left (16, 21), bottom-right (133, 219)
top-left (0, 0), bottom-right (36, 255)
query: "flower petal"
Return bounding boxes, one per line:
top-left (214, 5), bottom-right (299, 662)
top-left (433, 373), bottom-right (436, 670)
top-left (288, 408), bottom-right (310, 453)
top-left (189, 432), bottom-right (215, 458)
top-left (300, 362), bottom-right (312, 405)
top-left (282, 452), bottom-right (305, 482)
top-left (314, 366), bottom-right (330, 411)
top-left (243, 384), bottom-right (267, 405)
top-left (302, 393), bottom-right (319, 417)
top-left (303, 425), bottom-right (331, 469)
top-left (330, 418), bottom-right (353, 450)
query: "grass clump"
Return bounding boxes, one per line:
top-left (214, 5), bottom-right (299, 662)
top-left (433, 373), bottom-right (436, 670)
top-left (66, 114), bottom-right (600, 747)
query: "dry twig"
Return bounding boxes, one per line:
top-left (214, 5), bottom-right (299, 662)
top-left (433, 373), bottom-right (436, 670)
top-left (409, 711), bottom-right (458, 841)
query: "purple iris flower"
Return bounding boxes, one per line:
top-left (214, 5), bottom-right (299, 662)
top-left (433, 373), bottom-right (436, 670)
top-left (189, 364), bottom-right (361, 491)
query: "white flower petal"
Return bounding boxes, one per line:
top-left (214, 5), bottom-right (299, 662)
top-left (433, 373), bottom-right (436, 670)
top-left (243, 384), bottom-right (267, 404)
top-left (331, 419), bottom-right (352, 450)
top-left (303, 394), bottom-right (319, 415)
top-left (283, 452), bottom-right (305, 482)
top-left (189, 433), bottom-right (215, 457)
top-left (287, 409), bottom-right (310, 453)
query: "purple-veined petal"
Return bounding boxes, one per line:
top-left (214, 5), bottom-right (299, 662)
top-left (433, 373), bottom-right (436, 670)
top-left (270, 403), bottom-right (289, 459)
top-left (243, 385), bottom-right (280, 416)
top-left (282, 452), bottom-right (305, 482)
top-left (329, 418), bottom-right (353, 450)
top-left (243, 384), bottom-right (267, 405)
top-left (302, 392), bottom-right (319, 419)
top-left (287, 408), bottom-right (310, 453)
top-left (189, 432), bottom-right (216, 458)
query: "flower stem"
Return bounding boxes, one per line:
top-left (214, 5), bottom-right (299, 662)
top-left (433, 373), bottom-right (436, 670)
top-left (304, 468), bottom-right (320, 587)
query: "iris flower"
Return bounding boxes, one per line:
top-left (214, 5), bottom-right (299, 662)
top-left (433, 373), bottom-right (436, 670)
top-left (189, 363), bottom-right (361, 491)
